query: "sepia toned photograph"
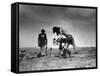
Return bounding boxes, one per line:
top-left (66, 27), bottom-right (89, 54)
top-left (18, 3), bottom-right (97, 72)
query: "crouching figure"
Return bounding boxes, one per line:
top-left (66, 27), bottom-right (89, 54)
top-left (53, 26), bottom-right (76, 58)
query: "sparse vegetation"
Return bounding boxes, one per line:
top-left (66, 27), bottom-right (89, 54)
top-left (19, 47), bottom-right (96, 71)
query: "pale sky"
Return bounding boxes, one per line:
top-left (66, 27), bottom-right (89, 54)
top-left (19, 4), bottom-right (96, 48)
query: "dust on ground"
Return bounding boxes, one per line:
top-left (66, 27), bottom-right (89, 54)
top-left (19, 47), bottom-right (96, 71)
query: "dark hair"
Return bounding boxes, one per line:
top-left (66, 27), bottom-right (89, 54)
top-left (52, 26), bottom-right (60, 35)
top-left (41, 29), bottom-right (45, 33)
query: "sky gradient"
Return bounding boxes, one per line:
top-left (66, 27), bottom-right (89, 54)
top-left (19, 4), bottom-right (96, 48)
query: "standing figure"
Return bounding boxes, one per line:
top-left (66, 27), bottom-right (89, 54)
top-left (38, 29), bottom-right (47, 57)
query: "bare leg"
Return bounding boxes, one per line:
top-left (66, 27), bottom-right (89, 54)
top-left (72, 44), bottom-right (75, 50)
top-left (37, 47), bottom-right (42, 57)
top-left (58, 50), bottom-right (62, 57)
top-left (45, 45), bottom-right (48, 56)
top-left (71, 40), bottom-right (76, 54)
top-left (58, 44), bottom-right (63, 57)
top-left (62, 43), bottom-right (71, 57)
top-left (39, 46), bottom-right (46, 57)
top-left (66, 44), bottom-right (70, 57)
top-left (72, 39), bottom-right (76, 53)
top-left (40, 47), bottom-right (42, 55)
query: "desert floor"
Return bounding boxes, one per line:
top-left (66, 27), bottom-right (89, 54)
top-left (19, 47), bottom-right (96, 71)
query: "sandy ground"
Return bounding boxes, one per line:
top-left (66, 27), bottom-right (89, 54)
top-left (19, 47), bottom-right (96, 71)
